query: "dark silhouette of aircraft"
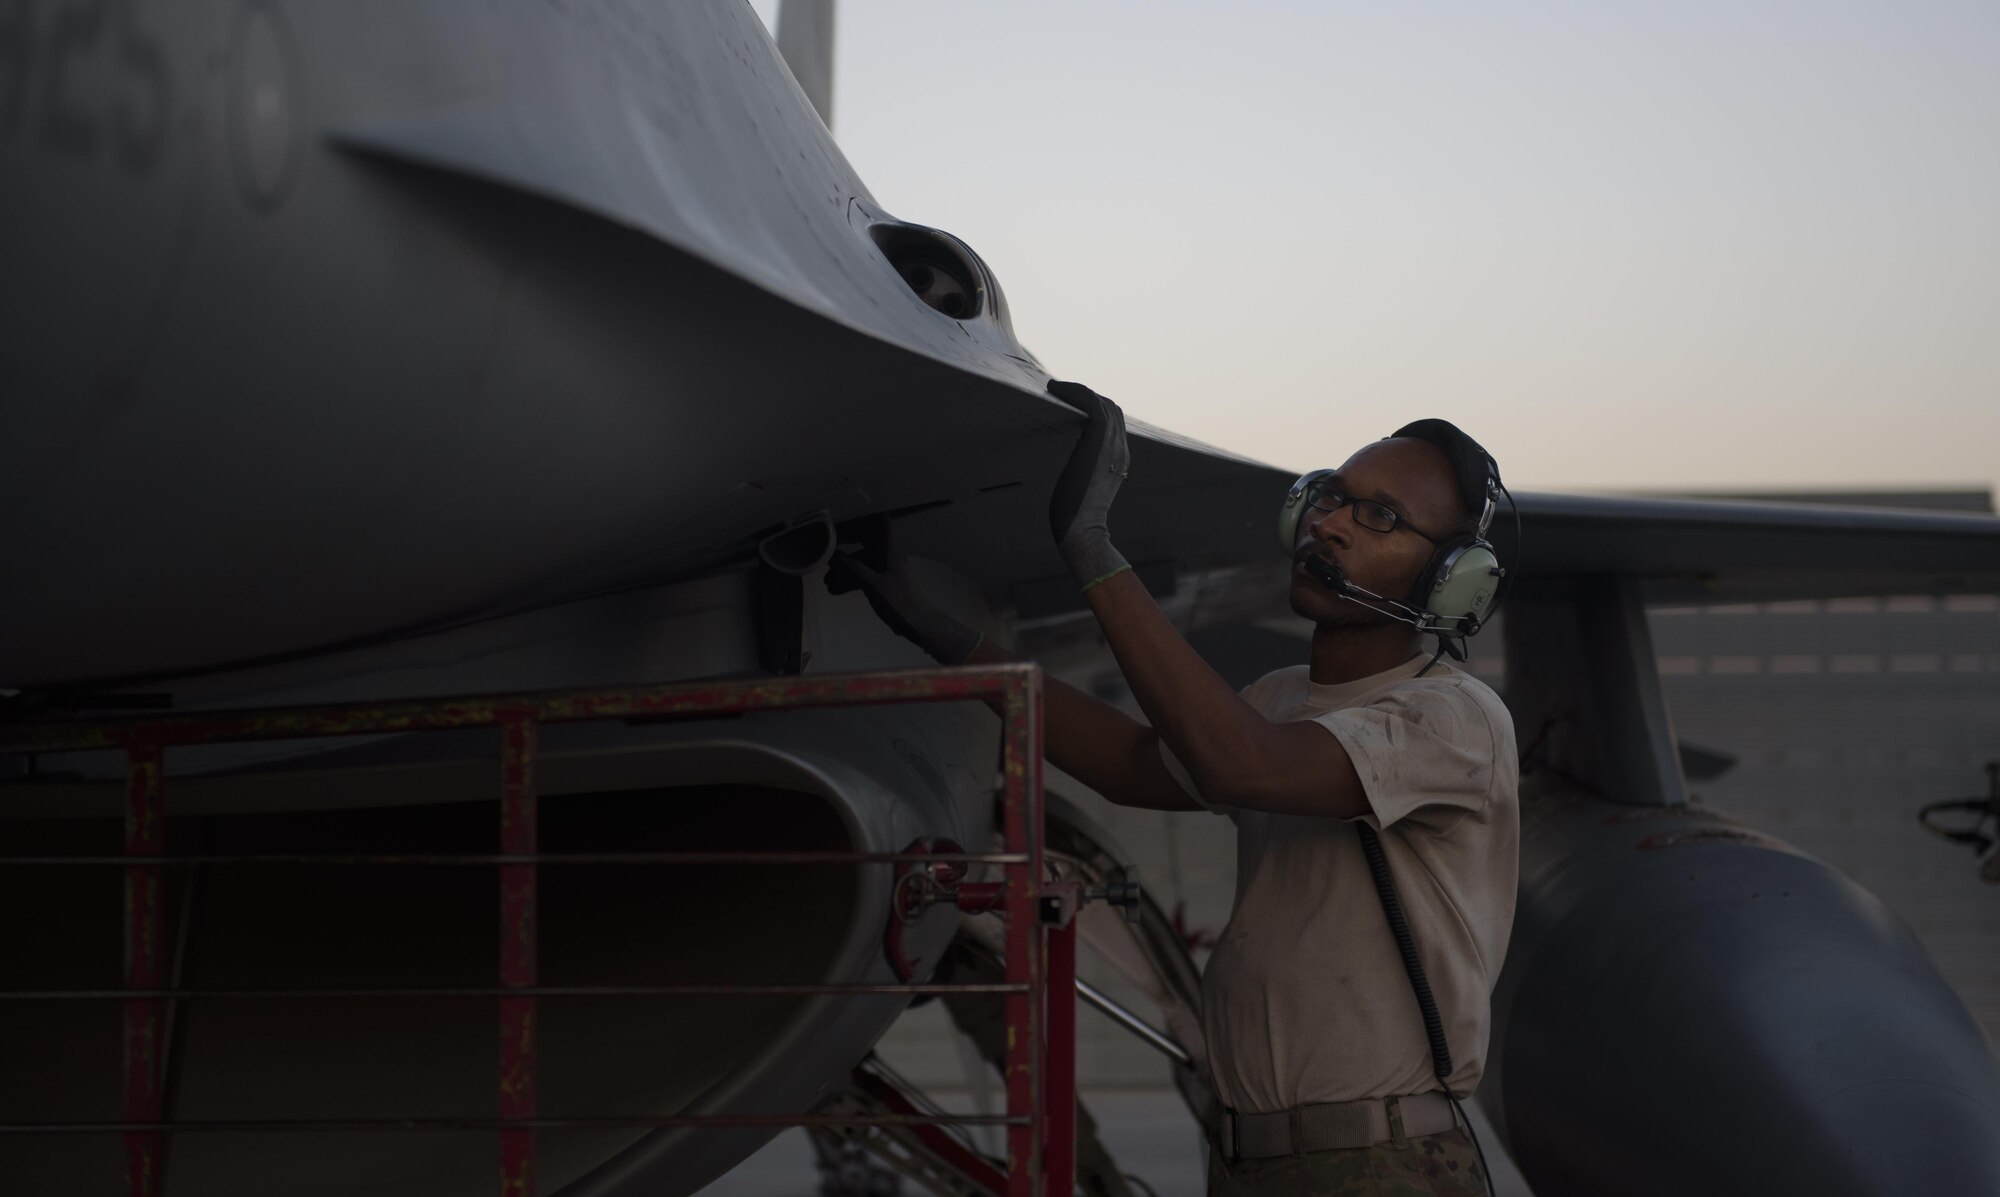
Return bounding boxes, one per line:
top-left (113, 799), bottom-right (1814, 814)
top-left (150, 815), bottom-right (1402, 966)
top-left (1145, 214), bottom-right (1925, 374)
top-left (5, 3), bottom-right (1999, 1194)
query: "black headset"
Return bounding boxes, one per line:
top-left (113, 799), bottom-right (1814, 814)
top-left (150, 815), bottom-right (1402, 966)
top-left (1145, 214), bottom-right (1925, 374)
top-left (1277, 419), bottom-right (1511, 647)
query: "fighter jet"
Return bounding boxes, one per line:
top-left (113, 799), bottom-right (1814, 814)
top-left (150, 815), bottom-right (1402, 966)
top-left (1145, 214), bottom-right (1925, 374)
top-left (5, 3), bottom-right (2000, 1194)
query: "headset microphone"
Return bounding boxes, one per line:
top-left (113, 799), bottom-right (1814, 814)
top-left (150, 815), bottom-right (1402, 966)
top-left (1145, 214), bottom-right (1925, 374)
top-left (1299, 553), bottom-right (1345, 591)
top-left (1299, 551), bottom-right (1477, 638)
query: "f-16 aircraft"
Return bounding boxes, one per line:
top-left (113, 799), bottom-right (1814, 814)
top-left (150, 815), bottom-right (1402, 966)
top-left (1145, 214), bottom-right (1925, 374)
top-left (5, 3), bottom-right (2000, 1194)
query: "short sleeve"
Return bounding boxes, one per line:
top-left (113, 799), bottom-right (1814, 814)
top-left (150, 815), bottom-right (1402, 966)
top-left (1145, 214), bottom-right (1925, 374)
top-left (1310, 680), bottom-right (1498, 830)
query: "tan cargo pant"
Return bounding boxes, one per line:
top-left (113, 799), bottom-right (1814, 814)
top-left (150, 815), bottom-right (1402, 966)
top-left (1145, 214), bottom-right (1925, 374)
top-left (1206, 1127), bottom-right (1487, 1196)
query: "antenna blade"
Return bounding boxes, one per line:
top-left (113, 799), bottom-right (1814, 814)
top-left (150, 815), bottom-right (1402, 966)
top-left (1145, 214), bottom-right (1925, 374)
top-left (775, 0), bottom-right (836, 130)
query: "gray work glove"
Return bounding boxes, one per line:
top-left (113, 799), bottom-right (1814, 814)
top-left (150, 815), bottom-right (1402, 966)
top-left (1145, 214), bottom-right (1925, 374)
top-left (825, 552), bottom-right (983, 665)
top-left (1046, 379), bottom-right (1132, 590)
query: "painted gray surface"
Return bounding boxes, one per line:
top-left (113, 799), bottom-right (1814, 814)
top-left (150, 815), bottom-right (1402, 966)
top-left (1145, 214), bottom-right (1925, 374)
top-left (1504, 576), bottom-right (1687, 808)
top-left (1490, 786), bottom-right (2000, 1197)
top-left (1647, 596), bottom-right (2000, 1040)
top-left (1, 0), bottom-right (1279, 690)
top-left (8, 2), bottom-right (2000, 693)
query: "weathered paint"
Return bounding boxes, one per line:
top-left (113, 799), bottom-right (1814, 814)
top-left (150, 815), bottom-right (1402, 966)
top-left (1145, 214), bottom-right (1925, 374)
top-left (1044, 920), bottom-right (1077, 1197)
top-left (885, 837), bottom-right (968, 982)
top-left (999, 675), bottom-right (1045, 1197)
top-left (0, 666), bottom-right (1045, 755)
top-left (123, 745), bottom-right (164, 1197)
top-left (498, 713), bottom-right (538, 1196)
top-left (4, 983), bottom-right (1032, 1002)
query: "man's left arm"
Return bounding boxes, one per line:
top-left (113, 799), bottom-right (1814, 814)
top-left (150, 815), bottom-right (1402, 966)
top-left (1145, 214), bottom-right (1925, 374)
top-left (1045, 379), bottom-right (1367, 819)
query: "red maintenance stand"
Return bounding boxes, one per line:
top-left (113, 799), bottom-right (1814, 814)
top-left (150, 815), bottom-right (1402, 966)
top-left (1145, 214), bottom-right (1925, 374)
top-left (0, 664), bottom-right (1081, 1197)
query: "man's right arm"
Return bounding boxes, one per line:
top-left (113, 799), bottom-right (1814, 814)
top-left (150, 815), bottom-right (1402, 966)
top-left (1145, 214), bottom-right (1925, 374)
top-left (822, 550), bottom-right (1202, 811)
top-left (966, 641), bottom-right (1204, 812)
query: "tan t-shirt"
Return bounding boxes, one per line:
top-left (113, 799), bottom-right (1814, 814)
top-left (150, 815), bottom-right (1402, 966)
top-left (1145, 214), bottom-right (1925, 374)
top-left (1160, 654), bottom-right (1518, 1112)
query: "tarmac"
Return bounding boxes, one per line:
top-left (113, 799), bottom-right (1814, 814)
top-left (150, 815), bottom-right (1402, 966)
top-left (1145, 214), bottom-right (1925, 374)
top-left (698, 1086), bottom-right (1536, 1196)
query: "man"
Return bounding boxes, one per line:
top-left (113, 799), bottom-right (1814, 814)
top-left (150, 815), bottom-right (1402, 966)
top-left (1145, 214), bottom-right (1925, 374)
top-left (832, 380), bottom-right (1518, 1197)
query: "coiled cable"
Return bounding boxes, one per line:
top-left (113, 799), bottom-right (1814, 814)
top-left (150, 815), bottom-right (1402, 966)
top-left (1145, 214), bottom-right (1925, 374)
top-left (1357, 819), bottom-right (1496, 1197)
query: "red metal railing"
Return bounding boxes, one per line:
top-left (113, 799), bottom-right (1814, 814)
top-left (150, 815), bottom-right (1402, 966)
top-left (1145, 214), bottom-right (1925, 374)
top-left (0, 664), bottom-right (1076, 1197)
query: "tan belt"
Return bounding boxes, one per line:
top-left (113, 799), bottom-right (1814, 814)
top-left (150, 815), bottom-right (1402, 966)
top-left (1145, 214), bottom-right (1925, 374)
top-left (1217, 1092), bottom-right (1459, 1160)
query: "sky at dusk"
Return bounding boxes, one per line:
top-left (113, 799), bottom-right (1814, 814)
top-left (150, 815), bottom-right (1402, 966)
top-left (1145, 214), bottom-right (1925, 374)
top-left (753, 1), bottom-right (2000, 498)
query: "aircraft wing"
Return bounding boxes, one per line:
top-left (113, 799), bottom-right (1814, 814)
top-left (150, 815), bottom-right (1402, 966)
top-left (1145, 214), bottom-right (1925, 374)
top-left (1504, 491), bottom-right (2000, 605)
top-left (918, 455), bottom-right (2000, 637)
top-left (988, 465), bottom-right (2000, 687)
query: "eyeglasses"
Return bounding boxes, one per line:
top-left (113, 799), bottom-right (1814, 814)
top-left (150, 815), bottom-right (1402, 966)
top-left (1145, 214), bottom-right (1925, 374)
top-left (1302, 480), bottom-right (1445, 545)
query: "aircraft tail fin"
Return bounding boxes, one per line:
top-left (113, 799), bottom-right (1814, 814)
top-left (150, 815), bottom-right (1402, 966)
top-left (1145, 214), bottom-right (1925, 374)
top-left (776, 0), bottom-right (837, 129)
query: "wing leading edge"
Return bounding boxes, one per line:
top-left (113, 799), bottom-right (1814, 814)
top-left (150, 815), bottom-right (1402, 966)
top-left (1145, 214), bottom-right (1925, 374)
top-left (1505, 491), bottom-right (2000, 604)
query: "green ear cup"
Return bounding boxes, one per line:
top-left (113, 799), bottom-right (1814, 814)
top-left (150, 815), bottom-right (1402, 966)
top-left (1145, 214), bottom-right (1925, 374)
top-left (1423, 542), bottom-right (1504, 633)
top-left (1279, 469), bottom-right (1333, 556)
